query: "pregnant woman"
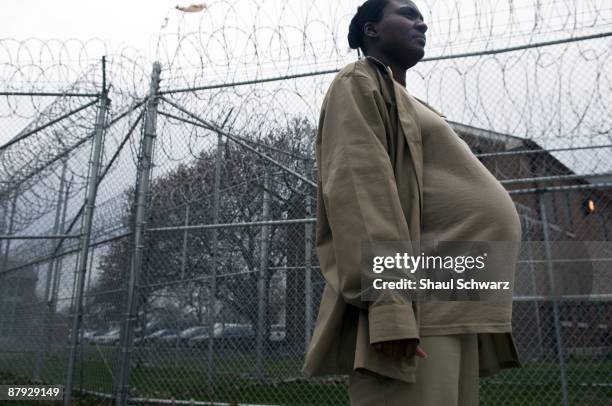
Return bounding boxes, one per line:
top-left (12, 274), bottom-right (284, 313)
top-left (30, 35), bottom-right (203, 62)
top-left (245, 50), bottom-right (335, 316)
top-left (302, 0), bottom-right (523, 405)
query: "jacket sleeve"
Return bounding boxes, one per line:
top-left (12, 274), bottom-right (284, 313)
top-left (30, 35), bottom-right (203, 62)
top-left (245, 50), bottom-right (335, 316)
top-left (317, 73), bottom-right (420, 344)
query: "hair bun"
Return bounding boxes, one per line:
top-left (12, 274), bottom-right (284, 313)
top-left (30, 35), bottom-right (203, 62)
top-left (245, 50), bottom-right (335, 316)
top-left (347, 10), bottom-right (362, 49)
top-left (347, 32), bottom-right (360, 49)
top-left (346, 0), bottom-right (388, 52)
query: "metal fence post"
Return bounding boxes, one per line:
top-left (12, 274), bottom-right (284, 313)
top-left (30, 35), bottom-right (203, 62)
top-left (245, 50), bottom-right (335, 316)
top-left (0, 191), bottom-right (17, 337)
top-left (206, 129), bottom-right (223, 395)
top-left (0, 191), bottom-right (17, 273)
top-left (64, 57), bottom-right (110, 406)
top-left (256, 168), bottom-right (271, 378)
top-left (180, 203), bottom-right (190, 281)
top-left (48, 178), bottom-right (71, 342)
top-left (116, 61), bottom-right (161, 406)
top-left (0, 196), bottom-right (5, 257)
top-left (304, 166), bottom-right (313, 350)
top-left (176, 202), bottom-right (191, 366)
top-left (85, 245), bottom-right (96, 312)
top-left (538, 191), bottom-right (569, 406)
top-left (33, 159), bottom-right (67, 382)
top-left (524, 219), bottom-right (544, 359)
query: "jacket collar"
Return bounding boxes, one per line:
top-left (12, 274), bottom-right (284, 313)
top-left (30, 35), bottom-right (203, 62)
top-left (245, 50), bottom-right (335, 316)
top-left (363, 55), bottom-right (394, 77)
top-left (364, 56), bottom-right (445, 117)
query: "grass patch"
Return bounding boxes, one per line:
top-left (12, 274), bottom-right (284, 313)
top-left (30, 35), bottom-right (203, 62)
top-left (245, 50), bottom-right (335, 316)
top-left (1, 346), bottom-right (610, 405)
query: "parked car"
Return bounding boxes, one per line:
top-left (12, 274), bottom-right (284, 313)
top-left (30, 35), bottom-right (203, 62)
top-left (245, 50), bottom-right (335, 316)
top-left (66, 330), bottom-right (103, 344)
top-left (216, 324), bottom-right (255, 350)
top-left (169, 326), bottom-right (209, 347)
top-left (158, 330), bottom-right (182, 346)
top-left (93, 329), bottom-right (120, 345)
top-left (187, 323), bottom-right (256, 350)
top-left (82, 330), bottom-right (106, 344)
top-left (157, 327), bottom-right (206, 346)
top-left (141, 329), bottom-right (178, 346)
top-left (187, 323), bottom-right (286, 348)
top-left (187, 323), bottom-right (224, 348)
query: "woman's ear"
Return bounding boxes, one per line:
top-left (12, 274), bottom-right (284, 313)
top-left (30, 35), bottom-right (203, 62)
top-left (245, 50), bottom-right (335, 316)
top-left (363, 22), bottom-right (379, 42)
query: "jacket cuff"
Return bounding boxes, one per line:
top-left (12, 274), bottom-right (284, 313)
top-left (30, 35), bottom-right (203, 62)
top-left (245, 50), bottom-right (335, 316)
top-left (368, 303), bottom-right (420, 344)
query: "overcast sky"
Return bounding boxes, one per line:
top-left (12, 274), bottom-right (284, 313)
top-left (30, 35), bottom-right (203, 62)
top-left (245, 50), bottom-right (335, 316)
top-left (6, 0), bottom-right (608, 62)
top-left (2, 0), bottom-right (179, 52)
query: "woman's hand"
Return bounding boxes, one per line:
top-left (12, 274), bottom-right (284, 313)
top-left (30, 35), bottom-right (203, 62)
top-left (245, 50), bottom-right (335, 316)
top-left (372, 338), bottom-right (428, 360)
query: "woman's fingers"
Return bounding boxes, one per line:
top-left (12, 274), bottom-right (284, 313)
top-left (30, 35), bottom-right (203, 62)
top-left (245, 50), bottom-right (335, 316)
top-left (415, 345), bottom-right (428, 359)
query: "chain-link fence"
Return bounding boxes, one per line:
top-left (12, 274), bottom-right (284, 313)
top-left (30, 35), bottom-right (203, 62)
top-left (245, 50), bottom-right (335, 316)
top-left (1, 0), bottom-right (612, 404)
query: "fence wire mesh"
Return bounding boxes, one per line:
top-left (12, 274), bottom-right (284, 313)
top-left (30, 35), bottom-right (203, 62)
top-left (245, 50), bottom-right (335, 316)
top-left (1, 0), bottom-right (611, 405)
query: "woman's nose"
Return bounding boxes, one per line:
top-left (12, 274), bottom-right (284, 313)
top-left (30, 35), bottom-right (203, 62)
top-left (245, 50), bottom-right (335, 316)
top-left (416, 20), bottom-right (428, 34)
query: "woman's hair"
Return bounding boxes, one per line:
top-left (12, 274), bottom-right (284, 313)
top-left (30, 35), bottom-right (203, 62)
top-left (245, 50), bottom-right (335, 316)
top-left (347, 0), bottom-right (390, 54)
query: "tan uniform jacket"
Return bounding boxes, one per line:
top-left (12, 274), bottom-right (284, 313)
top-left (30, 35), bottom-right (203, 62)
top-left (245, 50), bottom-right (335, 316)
top-left (302, 56), bottom-right (521, 383)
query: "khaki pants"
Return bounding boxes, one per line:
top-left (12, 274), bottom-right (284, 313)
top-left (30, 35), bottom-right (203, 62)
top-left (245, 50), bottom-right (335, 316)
top-left (348, 334), bottom-right (479, 406)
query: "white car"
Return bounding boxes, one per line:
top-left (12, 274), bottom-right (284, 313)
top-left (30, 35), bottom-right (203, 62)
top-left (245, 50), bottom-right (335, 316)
top-left (82, 330), bottom-right (106, 343)
top-left (93, 329), bottom-right (120, 345)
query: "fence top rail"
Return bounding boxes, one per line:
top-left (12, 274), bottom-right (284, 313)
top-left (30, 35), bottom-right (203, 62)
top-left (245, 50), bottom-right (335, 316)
top-left (514, 294), bottom-right (612, 301)
top-left (475, 144), bottom-right (612, 159)
top-left (148, 218), bottom-right (316, 233)
top-left (158, 31), bottom-right (612, 95)
top-left (0, 234), bottom-right (81, 240)
top-left (509, 182), bottom-right (612, 195)
top-left (0, 91), bottom-right (99, 97)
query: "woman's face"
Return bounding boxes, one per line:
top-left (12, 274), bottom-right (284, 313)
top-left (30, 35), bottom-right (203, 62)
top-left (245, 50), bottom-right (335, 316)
top-left (366, 0), bottom-right (428, 68)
